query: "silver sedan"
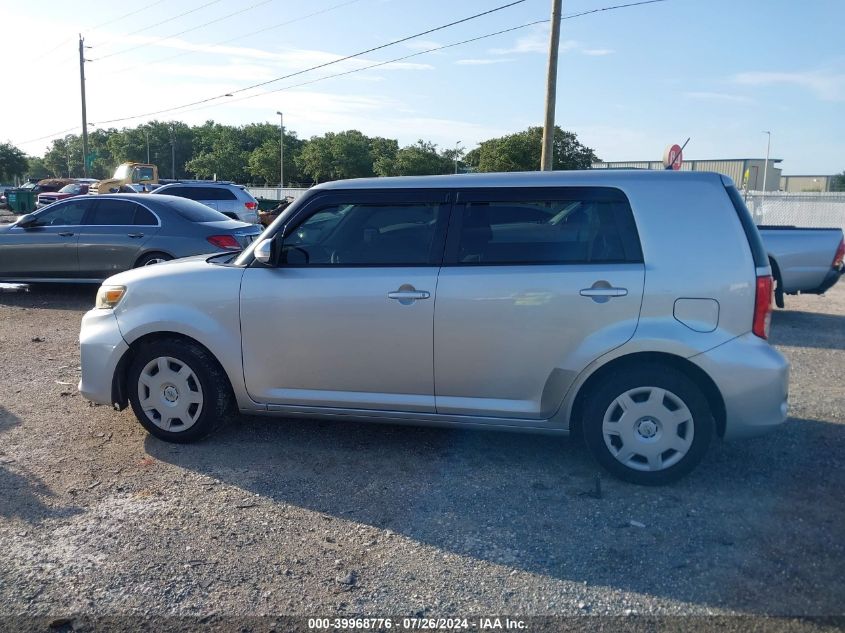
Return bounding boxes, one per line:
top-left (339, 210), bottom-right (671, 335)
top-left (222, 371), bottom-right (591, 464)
top-left (0, 194), bottom-right (262, 282)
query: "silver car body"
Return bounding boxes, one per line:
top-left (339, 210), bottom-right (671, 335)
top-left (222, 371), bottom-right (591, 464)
top-left (80, 171), bottom-right (788, 441)
top-left (151, 182), bottom-right (260, 224)
top-left (0, 193), bottom-right (261, 282)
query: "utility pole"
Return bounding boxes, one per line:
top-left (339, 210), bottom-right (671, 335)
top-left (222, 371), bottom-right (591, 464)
top-left (276, 111), bottom-right (284, 188)
top-left (454, 141), bottom-right (462, 174)
top-left (144, 127), bottom-right (150, 164)
top-left (540, 0), bottom-right (562, 171)
top-left (79, 34), bottom-right (89, 178)
top-left (169, 127), bottom-right (176, 179)
top-left (762, 130), bottom-right (771, 191)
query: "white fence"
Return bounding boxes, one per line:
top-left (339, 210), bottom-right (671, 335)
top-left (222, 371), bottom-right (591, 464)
top-left (745, 191), bottom-right (845, 232)
top-left (247, 187), bottom-right (310, 201)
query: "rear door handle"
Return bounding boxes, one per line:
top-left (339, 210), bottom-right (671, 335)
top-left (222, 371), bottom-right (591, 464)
top-left (580, 287), bottom-right (628, 297)
top-left (127, 233), bottom-right (144, 239)
top-left (57, 232), bottom-right (75, 237)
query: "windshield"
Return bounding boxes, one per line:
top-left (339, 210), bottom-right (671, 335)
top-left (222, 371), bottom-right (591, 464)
top-left (58, 184), bottom-right (82, 194)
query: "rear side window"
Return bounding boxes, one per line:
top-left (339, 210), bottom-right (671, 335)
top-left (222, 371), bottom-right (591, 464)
top-left (157, 197), bottom-right (230, 222)
top-left (134, 206), bottom-right (158, 225)
top-left (199, 186), bottom-right (237, 201)
top-left (86, 199), bottom-right (139, 225)
top-left (726, 186), bottom-right (768, 267)
top-left (450, 188), bottom-right (642, 265)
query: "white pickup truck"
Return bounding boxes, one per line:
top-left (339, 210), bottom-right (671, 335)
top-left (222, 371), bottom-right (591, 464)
top-left (760, 226), bottom-right (844, 307)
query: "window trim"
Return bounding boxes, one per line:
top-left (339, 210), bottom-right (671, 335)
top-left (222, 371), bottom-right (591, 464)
top-left (82, 198), bottom-right (162, 228)
top-left (275, 189), bottom-right (452, 268)
top-left (442, 186), bottom-right (644, 267)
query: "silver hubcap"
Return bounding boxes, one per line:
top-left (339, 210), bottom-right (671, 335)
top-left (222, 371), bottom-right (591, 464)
top-left (137, 356), bottom-right (203, 432)
top-left (602, 386), bottom-right (694, 472)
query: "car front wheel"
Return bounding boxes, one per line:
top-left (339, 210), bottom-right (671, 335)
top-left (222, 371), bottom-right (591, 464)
top-left (582, 364), bottom-right (715, 485)
top-left (127, 338), bottom-right (232, 442)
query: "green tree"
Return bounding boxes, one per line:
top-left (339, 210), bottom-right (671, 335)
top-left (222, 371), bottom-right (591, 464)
top-left (369, 137), bottom-right (399, 177)
top-left (392, 140), bottom-right (452, 176)
top-left (470, 126), bottom-right (598, 172)
top-left (831, 171), bottom-right (845, 192)
top-left (26, 156), bottom-right (50, 179)
top-left (297, 130), bottom-right (375, 183)
top-left (246, 131), bottom-right (304, 185)
top-left (0, 142), bottom-right (29, 181)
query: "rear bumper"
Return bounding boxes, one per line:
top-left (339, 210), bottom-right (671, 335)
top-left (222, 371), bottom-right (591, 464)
top-left (806, 266), bottom-right (843, 295)
top-left (690, 333), bottom-right (789, 440)
top-left (78, 309), bottom-right (128, 406)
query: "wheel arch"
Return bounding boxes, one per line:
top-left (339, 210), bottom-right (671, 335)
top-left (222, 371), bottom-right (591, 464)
top-left (568, 351), bottom-right (727, 439)
top-left (112, 331), bottom-right (234, 411)
top-left (133, 250), bottom-right (175, 268)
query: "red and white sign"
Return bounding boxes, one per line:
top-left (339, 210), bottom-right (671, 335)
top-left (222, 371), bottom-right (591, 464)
top-left (663, 144), bottom-right (683, 170)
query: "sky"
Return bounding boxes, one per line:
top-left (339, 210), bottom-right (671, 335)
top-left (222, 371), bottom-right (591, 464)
top-left (1, 0), bottom-right (843, 174)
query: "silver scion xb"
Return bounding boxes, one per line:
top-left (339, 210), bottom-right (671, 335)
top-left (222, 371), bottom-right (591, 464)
top-left (79, 171), bottom-right (789, 485)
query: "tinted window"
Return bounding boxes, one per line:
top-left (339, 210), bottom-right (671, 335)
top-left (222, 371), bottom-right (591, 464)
top-left (726, 186), bottom-right (768, 267)
top-left (159, 197), bottom-right (231, 222)
top-left (159, 186), bottom-right (188, 199)
top-left (283, 202), bottom-right (444, 265)
top-left (134, 206), bottom-right (158, 226)
top-left (30, 199), bottom-right (89, 226)
top-left (199, 186), bottom-right (237, 201)
top-left (453, 191), bottom-right (642, 265)
top-left (86, 199), bottom-right (139, 225)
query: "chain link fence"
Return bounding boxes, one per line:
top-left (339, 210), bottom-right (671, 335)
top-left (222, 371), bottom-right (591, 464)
top-left (745, 191), bottom-right (845, 232)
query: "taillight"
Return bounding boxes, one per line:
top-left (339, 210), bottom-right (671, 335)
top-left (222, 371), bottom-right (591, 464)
top-left (245, 201), bottom-right (258, 210)
top-left (207, 235), bottom-right (241, 250)
top-left (753, 275), bottom-right (773, 339)
top-left (833, 238), bottom-right (845, 269)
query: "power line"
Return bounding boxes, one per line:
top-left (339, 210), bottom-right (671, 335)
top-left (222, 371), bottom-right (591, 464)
top-left (101, 0), bottom-right (366, 77)
top-left (93, 0), bottom-right (275, 61)
top-left (180, 0), bottom-right (669, 114)
top-left (90, 0), bottom-right (528, 125)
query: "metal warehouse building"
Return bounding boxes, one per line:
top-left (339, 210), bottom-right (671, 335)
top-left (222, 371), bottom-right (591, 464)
top-left (591, 158), bottom-right (783, 191)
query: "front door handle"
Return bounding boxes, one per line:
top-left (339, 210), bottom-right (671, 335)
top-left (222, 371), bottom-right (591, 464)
top-left (57, 232), bottom-right (75, 237)
top-left (388, 285), bottom-right (430, 305)
top-left (579, 287), bottom-right (628, 297)
top-left (127, 233), bottom-right (144, 238)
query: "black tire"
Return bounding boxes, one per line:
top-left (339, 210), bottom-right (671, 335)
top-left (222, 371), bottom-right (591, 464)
top-left (134, 252), bottom-right (173, 268)
top-left (127, 337), bottom-right (233, 443)
top-left (581, 364), bottom-right (715, 485)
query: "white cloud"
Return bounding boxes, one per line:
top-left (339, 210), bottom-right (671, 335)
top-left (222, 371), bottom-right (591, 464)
top-left (455, 58), bottom-right (515, 66)
top-left (582, 48), bottom-right (615, 56)
top-left (685, 91), bottom-right (753, 103)
top-left (401, 40), bottom-right (444, 52)
top-left (733, 69), bottom-right (845, 101)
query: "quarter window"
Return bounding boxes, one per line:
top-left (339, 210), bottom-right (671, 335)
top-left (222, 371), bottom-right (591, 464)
top-left (453, 191), bottom-right (642, 265)
top-left (283, 202), bottom-right (445, 265)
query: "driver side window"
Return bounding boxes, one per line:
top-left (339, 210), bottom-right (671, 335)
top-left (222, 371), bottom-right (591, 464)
top-left (283, 201), bottom-right (443, 266)
top-left (30, 200), bottom-right (89, 227)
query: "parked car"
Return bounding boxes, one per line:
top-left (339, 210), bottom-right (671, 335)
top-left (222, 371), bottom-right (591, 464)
top-left (36, 179), bottom-right (97, 208)
top-left (151, 182), bottom-right (260, 224)
top-left (79, 170), bottom-right (789, 485)
top-left (760, 226), bottom-right (844, 307)
top-left (0, 193), bottom-right (261, 282)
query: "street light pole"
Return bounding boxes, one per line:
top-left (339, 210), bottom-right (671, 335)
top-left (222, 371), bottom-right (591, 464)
top-left (540, 0), bottom-right (562, 171)
top-left (762, 131), bottom-right (771, 191)
top-left (78, 34), bottom-right (89, 178)
top-left (454, 141), bottom-right (462, 174)
top-left (145, 127), bottom-right (150, 164)
top-left (276, 111), bottom-right (284, 188)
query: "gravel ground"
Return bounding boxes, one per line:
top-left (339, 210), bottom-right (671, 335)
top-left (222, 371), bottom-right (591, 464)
top-left (0, 281), bottom-right (843, 629)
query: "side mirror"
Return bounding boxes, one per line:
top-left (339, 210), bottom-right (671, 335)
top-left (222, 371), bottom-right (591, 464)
top-left (16, 213), bottom-right (36, 228)
top-left (254, 237), bottom-right (274, 265)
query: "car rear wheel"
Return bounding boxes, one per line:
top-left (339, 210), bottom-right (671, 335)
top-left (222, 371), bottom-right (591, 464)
top-left (582, 364), bottom-right (714, 485)
top-left (135, 252), bottom-right (173, 267)
top-left (127, 338), bottom-right (232, 442)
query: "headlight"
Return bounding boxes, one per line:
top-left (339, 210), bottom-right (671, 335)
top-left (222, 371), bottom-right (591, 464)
top-left (96, 285), bottom-right (126, 310)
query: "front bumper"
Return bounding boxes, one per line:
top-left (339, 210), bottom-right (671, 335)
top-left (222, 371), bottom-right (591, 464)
top-left (690, 333), bottom-right (789, 440)
top-left (78, 309), bottom-right (129, 406)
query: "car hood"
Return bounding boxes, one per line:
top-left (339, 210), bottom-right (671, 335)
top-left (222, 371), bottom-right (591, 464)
top-left (103, 253), bottom-right (227, 287)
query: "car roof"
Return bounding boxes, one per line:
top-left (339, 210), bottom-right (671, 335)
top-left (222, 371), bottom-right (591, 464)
top-left (156, 182), bottom-right (236, 188)
top-left (311, 169), bottom-right (728, 191)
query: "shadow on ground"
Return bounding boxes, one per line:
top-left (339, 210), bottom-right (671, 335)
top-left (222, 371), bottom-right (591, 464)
top-left (771, 309), bottom-right (845, 350)
top-left (0, 405), bottom-right (82, 524)
top-left (0, 283), bottom-right (97, 312)
top-left (146, 412), bottom-right (845, 614)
